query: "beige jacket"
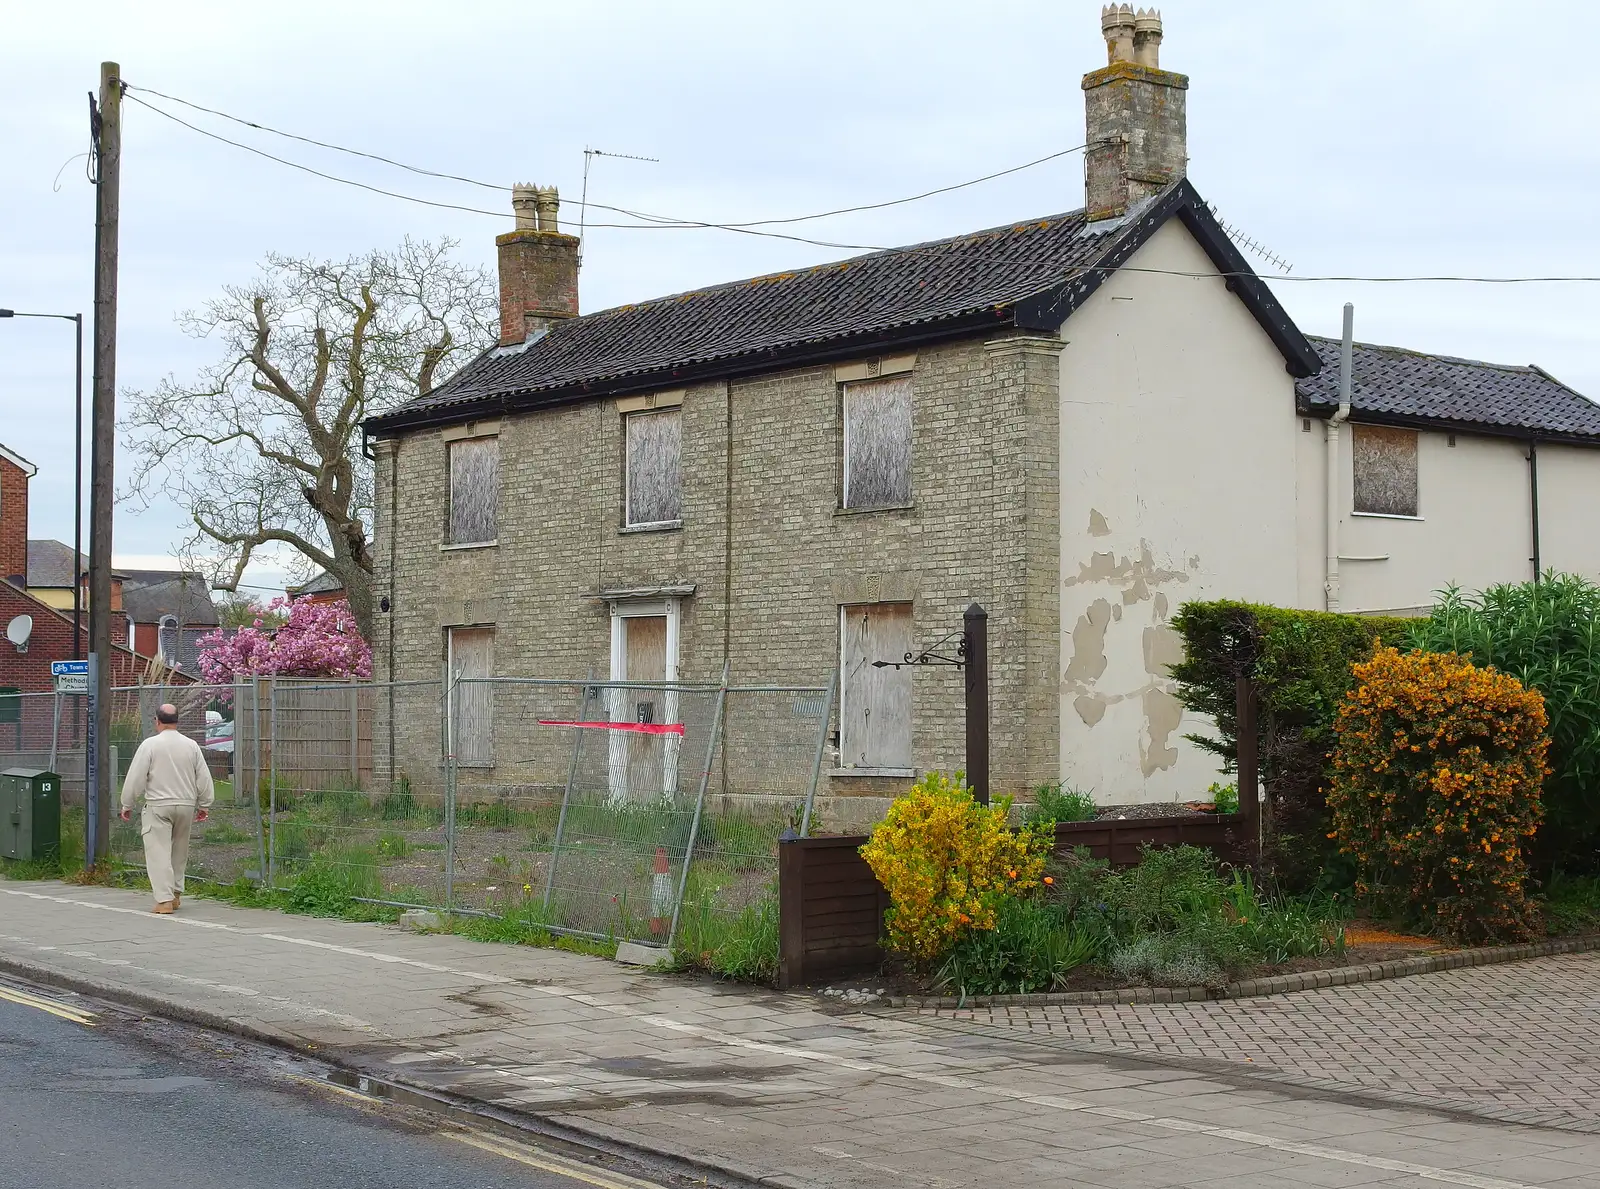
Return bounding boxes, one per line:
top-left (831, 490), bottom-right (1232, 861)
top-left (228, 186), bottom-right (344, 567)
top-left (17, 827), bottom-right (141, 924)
top-left (120, 728), bottom-right (215, 812)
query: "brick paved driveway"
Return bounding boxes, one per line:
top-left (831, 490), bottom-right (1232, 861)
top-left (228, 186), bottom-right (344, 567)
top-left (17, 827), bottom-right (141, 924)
top-left (906, 951), bottom-right (1600, 1132)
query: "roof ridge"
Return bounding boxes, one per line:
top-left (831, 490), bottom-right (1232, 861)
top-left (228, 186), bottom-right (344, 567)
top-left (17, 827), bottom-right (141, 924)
top-left (577, 206), bottom-right (1092, 322)
top-left (1304, 335), bottom-right (1539, 377)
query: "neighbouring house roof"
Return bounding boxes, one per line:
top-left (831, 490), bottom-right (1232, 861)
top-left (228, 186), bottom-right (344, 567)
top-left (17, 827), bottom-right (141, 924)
top-left (25, 539), bottom-right (87, 588)
top-left (0, 577), bottom-right (193, 679)
top-left (368, 180), bottom-right (1321, 434)
top-left (118, 570), bottom-right (221, 627)
top-left (0, 441), bottom-right (37, 477)
top-left (1296, 339), bottom-right (1600, 444)
top-left (289, 570), bottom-right (343, 597)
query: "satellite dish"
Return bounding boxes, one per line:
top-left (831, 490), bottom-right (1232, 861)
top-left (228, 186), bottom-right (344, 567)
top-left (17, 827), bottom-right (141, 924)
top-left (5, 614), bottom-right (33, 653)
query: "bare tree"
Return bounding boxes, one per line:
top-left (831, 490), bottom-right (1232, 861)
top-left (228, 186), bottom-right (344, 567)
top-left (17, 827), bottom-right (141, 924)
top-left (122, 238), bottom-right (496, 638)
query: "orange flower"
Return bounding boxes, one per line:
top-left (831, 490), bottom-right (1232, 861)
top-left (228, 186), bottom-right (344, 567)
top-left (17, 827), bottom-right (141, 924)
top-left (1043, 876), bottom-right (1054, 886)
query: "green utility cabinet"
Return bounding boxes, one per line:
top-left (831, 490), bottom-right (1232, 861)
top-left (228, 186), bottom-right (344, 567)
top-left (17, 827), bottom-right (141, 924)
top-left (1, 769), bottom-right (61, 862)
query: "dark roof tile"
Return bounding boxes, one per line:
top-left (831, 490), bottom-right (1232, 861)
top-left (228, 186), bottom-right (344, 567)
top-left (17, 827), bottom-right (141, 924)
top-left (1297, 338), bottom-right (1600, 441)
top-left (379, 210), bottom-right (1119, 422)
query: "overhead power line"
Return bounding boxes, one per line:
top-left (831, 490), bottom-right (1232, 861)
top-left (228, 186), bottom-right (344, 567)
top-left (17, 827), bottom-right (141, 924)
top-left (122, 82), bottom-right (1088, 231)
top-left (122, 85), bottom-right (1600, 285)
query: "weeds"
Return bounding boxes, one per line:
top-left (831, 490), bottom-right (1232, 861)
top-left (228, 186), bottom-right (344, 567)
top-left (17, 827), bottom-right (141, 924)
top-left (1023, 783), bottom-right (1097, 827)
top-left (669, 872), bottom-right (779, 983)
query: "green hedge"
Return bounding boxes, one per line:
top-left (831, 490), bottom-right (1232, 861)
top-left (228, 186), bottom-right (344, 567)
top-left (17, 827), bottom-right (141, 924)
top-left (1168, 601), bottom-right (1412, 888)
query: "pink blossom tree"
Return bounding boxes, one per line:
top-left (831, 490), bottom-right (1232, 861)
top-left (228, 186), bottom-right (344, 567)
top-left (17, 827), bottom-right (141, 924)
top-left (197, 596), bottom-right (372, 686)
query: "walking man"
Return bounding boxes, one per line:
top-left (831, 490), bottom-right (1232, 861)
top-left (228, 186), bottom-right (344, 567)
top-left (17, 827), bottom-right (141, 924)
top-left (119, 703), bottom-right (214, 914)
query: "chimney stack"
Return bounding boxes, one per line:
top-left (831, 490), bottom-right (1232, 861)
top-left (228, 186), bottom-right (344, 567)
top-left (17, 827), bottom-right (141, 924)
top-left (1083, 6), bottom-right (1188, 222)
top-left (496, 183), bottom-right (580, 347)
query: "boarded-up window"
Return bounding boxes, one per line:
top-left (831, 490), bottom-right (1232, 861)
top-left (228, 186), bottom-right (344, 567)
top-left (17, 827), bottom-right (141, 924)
top-left (447, 626), bottom-right (495, 766)
top-left (843, 375), bottom-right (912, 509)
top-left (447, 436), bottom-right (498, 544)
top-left (840, 603), bottom-right (913, 769)
top-left (626, 409), bottom-right (682, 526)
top-left (1353, 425), bottom-right (1419, 517)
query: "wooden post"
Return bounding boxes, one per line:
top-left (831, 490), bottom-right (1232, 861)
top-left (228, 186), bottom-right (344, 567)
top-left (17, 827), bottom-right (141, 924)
top-left (777, 837), bottom-right (804, 990)
top-left (1235, 674), bottom-right (1260, 868)
top-left (86, 61), bottom-right (122, 864)
top-left (964, 603), bottom-right (990, 806)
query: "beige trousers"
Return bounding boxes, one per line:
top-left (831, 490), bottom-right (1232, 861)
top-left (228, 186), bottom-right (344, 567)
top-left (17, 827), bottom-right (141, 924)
top-left (141, 802), bottom-right (196, 904)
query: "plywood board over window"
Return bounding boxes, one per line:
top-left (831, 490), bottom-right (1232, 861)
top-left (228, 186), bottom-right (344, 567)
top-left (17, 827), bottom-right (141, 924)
top-left (448, 626), bottom-right (495, 766)
top-left (843, 375), bottom-right (912, 509)
top-left (626, 409), bottom-right (682, 526)
top-left (840, 603), bottom-right (913, 769)
top-left (447, 436), bottom-right (499, 544)
top-left (1353, 424), bottom-right (1419, 517)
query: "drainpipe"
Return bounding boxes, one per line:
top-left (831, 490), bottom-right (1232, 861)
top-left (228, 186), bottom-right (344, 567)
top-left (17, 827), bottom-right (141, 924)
top-left (1324, 303), bottom-right (1353, 611)
top-left (1528, 438), bottom-right (1542, 583)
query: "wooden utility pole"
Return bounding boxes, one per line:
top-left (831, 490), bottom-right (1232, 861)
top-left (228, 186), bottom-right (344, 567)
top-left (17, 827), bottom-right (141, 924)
top-left (86, 61), bottom-right (121, 865)
top-left (963, 603), bottom-right (990, 806)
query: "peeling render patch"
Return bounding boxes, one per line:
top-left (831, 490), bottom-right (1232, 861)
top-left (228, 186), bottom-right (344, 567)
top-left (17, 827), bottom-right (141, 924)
top-left (1061, 529), bottom-right (1196, 781)
top-left (1063, 541), bottom-right (1192, 594)
top-left (1064, 598), bottom-right (1114, 684)
top-left (1141, 687), bottom-right (1184, 776)
top-left (1142, 623), bottom-right (1185, 675)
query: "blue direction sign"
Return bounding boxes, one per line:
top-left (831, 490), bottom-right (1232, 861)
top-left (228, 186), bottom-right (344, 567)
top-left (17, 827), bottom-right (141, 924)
top-left (51, 660), bottom-right (89, 694)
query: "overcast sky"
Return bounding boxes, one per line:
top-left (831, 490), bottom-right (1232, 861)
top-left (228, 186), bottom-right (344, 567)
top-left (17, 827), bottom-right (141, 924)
top-left (3, 0), bottom-right (1597, 596)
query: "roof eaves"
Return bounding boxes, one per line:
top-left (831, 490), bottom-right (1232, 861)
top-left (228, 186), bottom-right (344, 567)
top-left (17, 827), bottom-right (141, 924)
top-left (367, 307), bottom-right (1017, 436)
top-left (1293, 396), bottom-right (1600, 447)
top-left (0, 441), bottom-right (38, 477)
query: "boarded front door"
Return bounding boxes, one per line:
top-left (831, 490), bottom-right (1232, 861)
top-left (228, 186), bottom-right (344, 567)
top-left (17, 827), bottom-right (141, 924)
top-left (610, 615), bottom-right (670, 801)
top-left (840, 603), bottom-right (913, 769)
top-left (448, 627), bottom-right (495, 766)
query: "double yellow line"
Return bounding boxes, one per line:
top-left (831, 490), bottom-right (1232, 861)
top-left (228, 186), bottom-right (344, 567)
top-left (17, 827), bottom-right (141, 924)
top-left (0, 982), bottom-right (98, 1026)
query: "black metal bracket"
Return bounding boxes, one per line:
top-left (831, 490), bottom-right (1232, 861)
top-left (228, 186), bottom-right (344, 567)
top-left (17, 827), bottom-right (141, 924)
top-left (871, 630), bottom-right (966, 671)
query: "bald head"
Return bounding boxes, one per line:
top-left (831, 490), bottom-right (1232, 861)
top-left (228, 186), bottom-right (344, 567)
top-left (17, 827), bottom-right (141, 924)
top-left (155, 704), bottom-right (179, 730)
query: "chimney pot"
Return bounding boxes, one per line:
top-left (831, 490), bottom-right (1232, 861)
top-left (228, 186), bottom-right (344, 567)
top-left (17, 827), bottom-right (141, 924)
top-left (512, 183), bottom-right (540, 231)
top-left (1102, 3), bottom-right (1136, 64)
top-left (1133, 8), bottom-right (1163, 68)
top-left (534, 185), bottom-right (561, 234)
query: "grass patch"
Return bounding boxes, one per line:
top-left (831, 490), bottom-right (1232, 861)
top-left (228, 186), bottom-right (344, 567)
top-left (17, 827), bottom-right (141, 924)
top-left (445, 902), bottom-right (615, 959)
top-left (668, 870), bottom-right (779, 983)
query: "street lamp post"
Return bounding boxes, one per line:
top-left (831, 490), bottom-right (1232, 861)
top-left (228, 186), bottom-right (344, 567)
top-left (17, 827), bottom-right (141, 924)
top-left (0, 309), bottom-right (85, 659)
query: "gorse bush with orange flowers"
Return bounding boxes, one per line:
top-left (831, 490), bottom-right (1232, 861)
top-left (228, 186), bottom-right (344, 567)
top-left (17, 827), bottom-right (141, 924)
top-left (1328, 647), bottom-right (1550, 942)
top-left (859, 772), bottom-right (1051, 963)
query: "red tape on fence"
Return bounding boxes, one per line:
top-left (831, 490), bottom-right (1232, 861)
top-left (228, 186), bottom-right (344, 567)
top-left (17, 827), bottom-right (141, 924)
top-left (536, 719), bottom-right (686, 736)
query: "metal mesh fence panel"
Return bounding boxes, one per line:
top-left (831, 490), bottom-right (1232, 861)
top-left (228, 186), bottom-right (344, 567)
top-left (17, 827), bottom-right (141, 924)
top-left (262, 679), bottom-right (443, 906)
top-left (76, 674), bottom-right (832, 946)
top-left (104, 682), bottom-right (264, 887)
top-left (673, 682), bottom-right (834, 953)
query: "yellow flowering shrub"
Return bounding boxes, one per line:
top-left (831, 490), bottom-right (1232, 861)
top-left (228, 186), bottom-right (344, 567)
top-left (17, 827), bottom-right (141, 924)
top-left (859, 771), bottom-right (1052, 963)
top-left (1328, 647), bottom-right (1549, 942)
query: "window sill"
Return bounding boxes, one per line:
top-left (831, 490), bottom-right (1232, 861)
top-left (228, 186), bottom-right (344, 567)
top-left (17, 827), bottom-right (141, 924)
top-left (441, 540), bottom-right (498, 552)
top-left (1350, 512), bottom-right (1424, 522)
top-left (829, 767), bottom-right (916, 779)
top-left (834, 503), bottom-right (914, 518)
top-left (620, 520), bottom-right (683, 535)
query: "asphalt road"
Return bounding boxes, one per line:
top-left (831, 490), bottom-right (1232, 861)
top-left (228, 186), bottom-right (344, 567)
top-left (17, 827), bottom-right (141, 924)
top-left (0, 979), bottom-right (673, 1189)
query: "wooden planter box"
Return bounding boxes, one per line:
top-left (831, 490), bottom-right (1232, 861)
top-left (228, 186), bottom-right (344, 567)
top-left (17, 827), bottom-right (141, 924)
top-left (776, 813), bottom-right (1248, 989)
